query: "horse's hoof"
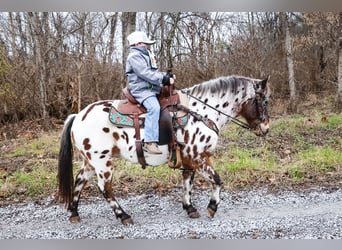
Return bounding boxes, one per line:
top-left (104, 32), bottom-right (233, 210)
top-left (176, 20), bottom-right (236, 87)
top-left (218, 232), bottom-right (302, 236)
top-left (121, 217), bottom-right (134, 225)
top-left (70, 215), bottom-right (81, 223)
top-left (188, 211), bottom-right (201, 218)
top-left (207, 207), bottom-right (216, 218)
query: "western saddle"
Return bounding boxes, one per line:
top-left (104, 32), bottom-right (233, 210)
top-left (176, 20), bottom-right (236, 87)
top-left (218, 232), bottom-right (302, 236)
top-left (114, 85), bottom-right (184, 169)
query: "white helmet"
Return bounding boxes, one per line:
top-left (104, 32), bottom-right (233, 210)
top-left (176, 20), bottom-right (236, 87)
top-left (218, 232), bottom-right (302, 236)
top-left (127, 31), bottom-right (155, 46)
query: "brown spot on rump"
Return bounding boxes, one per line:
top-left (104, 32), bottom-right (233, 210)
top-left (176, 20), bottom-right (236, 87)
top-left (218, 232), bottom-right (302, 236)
top-left (82, 101), bottom-right (111, 121)
top-left (83, 138), bottom-right (91, 150)
top-left (101, 150), bottom-right (110, 154)
top-left (200, 135), bottom-right (205, 142)
top-left (103, 127), bottom-right (110, 133)
top-left (122, 131), bottom-right (129, 144)
top-left (112, 146), bottom-right (120, 156)
top-left (104, 171), bottom-right (111, 179)
top-left (106, 161), bottom-right (112, 167)
top-left (86, 152), bottom-right (92, 160)
top-left (104, 102), bottom-right (112, 107)
top-left (113, 132), bottom-right (120, 141)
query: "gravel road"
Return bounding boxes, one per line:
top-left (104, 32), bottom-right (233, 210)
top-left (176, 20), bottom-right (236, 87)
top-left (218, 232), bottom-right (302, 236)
top-left (1, 187), bottom-right (342, 239)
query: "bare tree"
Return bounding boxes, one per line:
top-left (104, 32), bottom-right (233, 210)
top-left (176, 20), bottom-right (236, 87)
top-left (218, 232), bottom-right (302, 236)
top-left (338, 12), bottom-right (342, 111)
top-left (27, 12), bottom-right (49, 125)
top-left (283, 12), bottom-right (297, 112)
top-left (121, 12), bottom-right (136, 74)
top-left (107, 13), bottom-right (119, 65)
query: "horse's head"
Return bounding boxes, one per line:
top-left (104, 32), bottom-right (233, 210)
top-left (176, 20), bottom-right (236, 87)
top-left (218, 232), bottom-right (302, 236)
top-left (240, 76), bottom-right (270, 136)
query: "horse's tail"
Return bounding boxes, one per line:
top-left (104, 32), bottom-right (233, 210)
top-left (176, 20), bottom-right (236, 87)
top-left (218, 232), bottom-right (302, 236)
top-left (58, 114), bottom-right (76, 209)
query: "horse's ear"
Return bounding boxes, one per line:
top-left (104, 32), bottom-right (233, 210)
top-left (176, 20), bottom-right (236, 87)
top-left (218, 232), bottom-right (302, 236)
top-left (259, 75), bottom-right (270, 90)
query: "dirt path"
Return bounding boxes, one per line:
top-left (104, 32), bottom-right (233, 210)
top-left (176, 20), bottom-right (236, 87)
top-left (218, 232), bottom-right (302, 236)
top-left (1, 187), bottom-right (342, 239)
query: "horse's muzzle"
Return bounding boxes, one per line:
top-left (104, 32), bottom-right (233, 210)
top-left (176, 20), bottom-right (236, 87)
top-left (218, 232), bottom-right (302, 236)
top-left (254, 122), bottom-right (269, 136)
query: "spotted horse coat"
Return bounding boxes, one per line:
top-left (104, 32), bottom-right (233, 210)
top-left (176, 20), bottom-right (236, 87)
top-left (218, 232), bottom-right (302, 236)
top-left (58, 75), bottom-right (270, 225)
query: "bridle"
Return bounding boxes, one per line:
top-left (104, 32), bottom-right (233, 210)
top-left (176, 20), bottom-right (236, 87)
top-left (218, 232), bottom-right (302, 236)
top-left (179, 85), bottom-right (268, 134)
top-left (253, 89), bottom-right (269, 136)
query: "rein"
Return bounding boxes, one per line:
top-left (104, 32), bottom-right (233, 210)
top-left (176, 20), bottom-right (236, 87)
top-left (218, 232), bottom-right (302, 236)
top-left (179, 89), bottom-right (251, 130)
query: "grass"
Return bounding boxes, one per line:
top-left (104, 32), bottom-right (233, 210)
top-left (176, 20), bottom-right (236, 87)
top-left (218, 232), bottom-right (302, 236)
top-left (0, 132), bottom-right (60, 200)
top-left (295, 146), bottom-right (342, 172)
top-left (7, 133), bottom-right (60, 158)
top-left (215, 110), bottom-right (342, 188)
top-left (0, 110), bottom-right (341, 202)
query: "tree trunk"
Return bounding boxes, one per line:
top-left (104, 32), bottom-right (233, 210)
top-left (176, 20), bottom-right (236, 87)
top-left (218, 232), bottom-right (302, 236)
top-left (107, 13), bottom-right (118, 65)
top-left (28, 12), bottom-right (48, 125)
top-left (165, 13), bottom-right (181, 71)
top-left (284, 13), bottom-right (297, 113)
top-left (121, 12), bottom-right (136, 74)
top-left (337, 12), bottom-right (342, 111)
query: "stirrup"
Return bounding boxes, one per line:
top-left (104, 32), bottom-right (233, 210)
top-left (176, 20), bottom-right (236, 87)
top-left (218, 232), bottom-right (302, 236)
top-left (168, 145), bottom-right (182, 168)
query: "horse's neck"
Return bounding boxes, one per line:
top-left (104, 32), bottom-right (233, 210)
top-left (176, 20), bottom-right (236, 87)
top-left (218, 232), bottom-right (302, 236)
top-left (188, 81), bottom-right (254, 130)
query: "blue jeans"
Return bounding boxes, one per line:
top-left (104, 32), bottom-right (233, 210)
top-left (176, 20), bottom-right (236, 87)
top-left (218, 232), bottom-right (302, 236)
top-left (142, 96), bottom-right (160, 143)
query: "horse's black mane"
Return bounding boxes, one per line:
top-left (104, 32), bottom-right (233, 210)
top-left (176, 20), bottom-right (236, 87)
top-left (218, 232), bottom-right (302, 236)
top-left (189, 75), bottom-right (254, 97)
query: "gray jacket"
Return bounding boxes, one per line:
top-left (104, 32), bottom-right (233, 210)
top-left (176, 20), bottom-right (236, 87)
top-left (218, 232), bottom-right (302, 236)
top-left (125, 46), bottom-right (165, 104)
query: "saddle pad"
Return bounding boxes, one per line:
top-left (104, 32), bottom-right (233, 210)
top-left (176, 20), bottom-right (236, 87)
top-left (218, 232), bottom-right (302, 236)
top-left (109, 105), bottom-right (134, 127)
top-left (173, 114), bottom-right (189, 128)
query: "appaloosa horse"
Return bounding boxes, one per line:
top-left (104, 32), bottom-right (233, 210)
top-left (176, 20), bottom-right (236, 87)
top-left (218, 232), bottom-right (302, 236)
top-left (58, 75), bottom-right (270, 225)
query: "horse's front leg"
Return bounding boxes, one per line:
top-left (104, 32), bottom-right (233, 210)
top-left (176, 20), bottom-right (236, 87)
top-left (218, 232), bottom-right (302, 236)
top-left (198, 160), bottom-right (223, 218)
top-left (182, 169), bottom-right (200, 218)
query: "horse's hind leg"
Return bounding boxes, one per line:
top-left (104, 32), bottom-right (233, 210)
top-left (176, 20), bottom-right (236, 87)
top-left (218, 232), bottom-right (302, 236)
top-left (69, 160), bottom-right (95, 223)
top-left (182, 169), bottom-right (200, 218)
top-left (97, 171), bottom-right (133, 225)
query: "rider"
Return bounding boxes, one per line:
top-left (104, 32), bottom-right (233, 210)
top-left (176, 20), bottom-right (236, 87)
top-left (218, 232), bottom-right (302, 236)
top-left (125, 31), bottom-right (175, 154)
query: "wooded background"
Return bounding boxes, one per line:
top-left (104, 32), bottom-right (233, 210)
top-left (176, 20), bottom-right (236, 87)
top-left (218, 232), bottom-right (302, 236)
top-left (0, 12), bottom-right (342, 127)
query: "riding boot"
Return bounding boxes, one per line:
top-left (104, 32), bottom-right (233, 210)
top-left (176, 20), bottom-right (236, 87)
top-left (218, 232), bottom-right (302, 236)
top-left (143, 142), bottom-right (162, 154)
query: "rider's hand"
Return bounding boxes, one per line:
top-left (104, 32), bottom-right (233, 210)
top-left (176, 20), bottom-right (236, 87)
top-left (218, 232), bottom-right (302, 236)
top-left (162, 75), bottom-right (171, 86)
